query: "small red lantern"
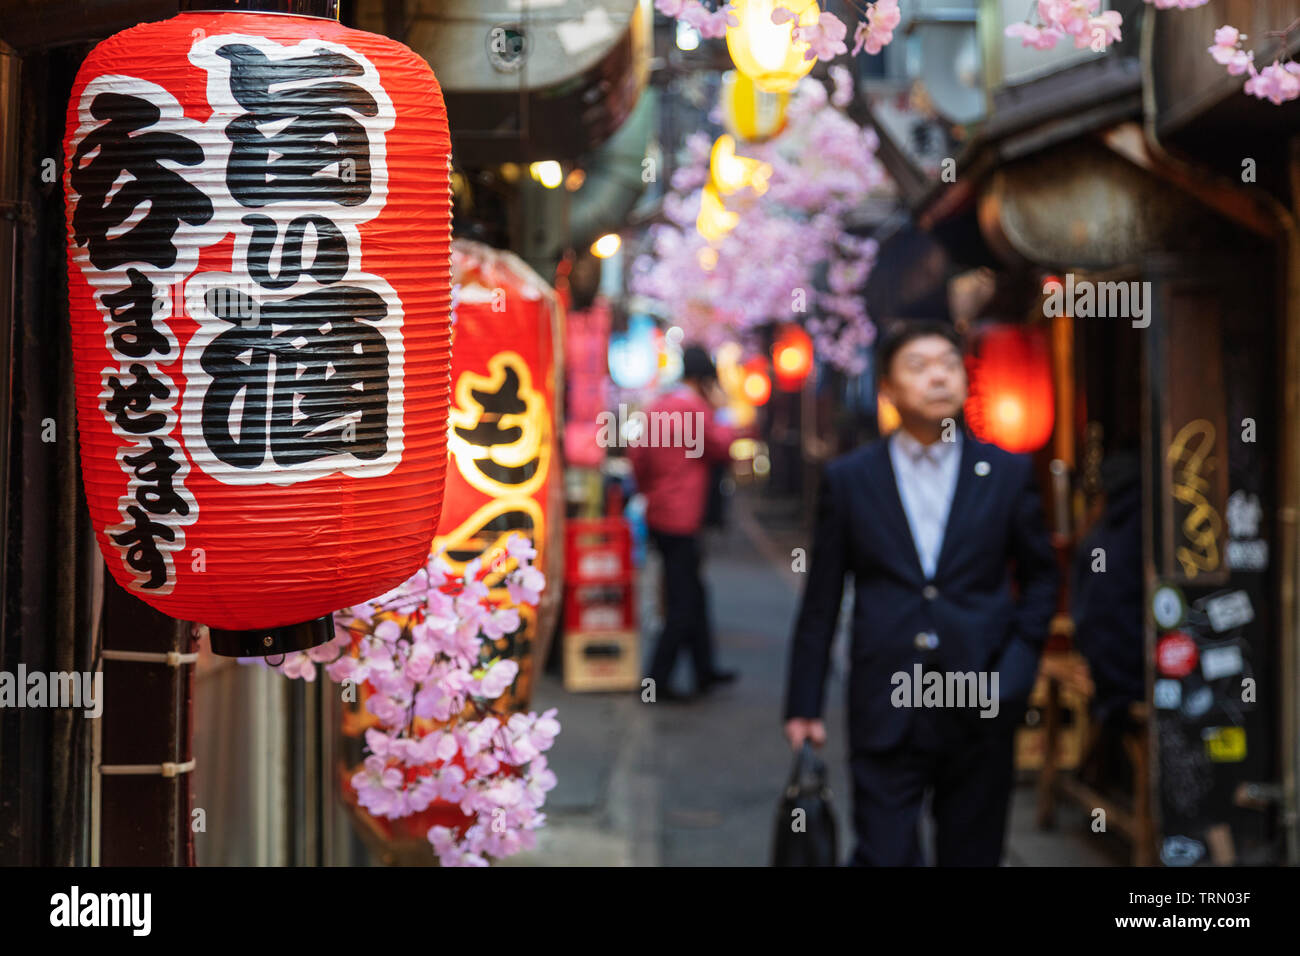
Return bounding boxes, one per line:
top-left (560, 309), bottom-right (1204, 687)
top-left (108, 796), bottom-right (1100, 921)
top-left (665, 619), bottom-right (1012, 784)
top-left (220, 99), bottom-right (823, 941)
top-left (742, 358), bottom-right (772, 406)
top-left (772, 323), bottom-right (813, 391)
top-left (963, 324), bottom-right (1054, 454)
top-left (64, 0), bottom-right (452, 655)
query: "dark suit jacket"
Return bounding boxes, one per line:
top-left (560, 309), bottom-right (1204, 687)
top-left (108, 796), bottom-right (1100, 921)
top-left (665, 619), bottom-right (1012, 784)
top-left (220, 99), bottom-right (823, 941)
top-left (784, 432), bottom-right (1059, 752)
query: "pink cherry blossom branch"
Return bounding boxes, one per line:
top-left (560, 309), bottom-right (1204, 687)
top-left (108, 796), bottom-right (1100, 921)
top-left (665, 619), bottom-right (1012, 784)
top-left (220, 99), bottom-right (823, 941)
top-left (1209, 19), bottom-right (1300, 105)
top-left (246, 539), bottom-right (558, 867)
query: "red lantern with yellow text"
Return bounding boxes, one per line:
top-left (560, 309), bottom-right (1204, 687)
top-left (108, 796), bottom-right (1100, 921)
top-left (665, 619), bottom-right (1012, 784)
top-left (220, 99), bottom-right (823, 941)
top-left (437, 239), bottom-right (564, 711)
top-left (338, 239), bottom-right (563, 858)
top-left (63, 0), bottom-right (453, 656)
top-left (963, 324), bottom-right (1054, 454)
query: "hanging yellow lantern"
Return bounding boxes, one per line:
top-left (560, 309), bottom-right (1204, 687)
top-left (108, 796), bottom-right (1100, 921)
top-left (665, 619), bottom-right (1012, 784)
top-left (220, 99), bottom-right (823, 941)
top-left (709, 134), bottom-right (772, 196)
top-left (726, 0), bottom-right (820, 94)
top-left (696, 182), bottom-right (740, 244)
top-left (721, 70), bottom-right (789, 142)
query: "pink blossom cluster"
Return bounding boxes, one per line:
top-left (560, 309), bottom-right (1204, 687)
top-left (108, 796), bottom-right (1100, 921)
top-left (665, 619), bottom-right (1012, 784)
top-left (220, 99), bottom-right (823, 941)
top-left (655, 0), bottom-right (737, 39)
top-left (630, 69), bottom-right (886, 374)
top-left (1245, 60), bottom-right (1300, 106)
top-left (772, 6), bottom-right (847, 61)
top-left (1005, 1), bottom-right (1121, 52)
top-left (853, 0), bottom-right (901, 56)
top-left (770, 2), bottom-right (899, 61)
top-left (255, 534), bottom-right (558, 867)
top-left (1209, 24), bottom-right (1300, 106)
top-left (1207, 25), bottom-right (1254, 76)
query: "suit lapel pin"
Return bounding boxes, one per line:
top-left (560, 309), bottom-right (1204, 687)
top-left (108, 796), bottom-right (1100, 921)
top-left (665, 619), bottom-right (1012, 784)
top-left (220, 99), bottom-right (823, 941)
top-left (974, 460), bottom-right (991, 477)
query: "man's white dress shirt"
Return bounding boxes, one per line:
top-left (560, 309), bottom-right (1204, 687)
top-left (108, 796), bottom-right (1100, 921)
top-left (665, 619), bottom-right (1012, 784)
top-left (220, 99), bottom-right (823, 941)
top-left (888, 429), bottom-right (963, 580)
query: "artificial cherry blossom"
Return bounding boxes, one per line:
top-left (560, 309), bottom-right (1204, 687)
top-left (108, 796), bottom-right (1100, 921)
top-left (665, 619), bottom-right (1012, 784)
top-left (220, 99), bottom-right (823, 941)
top-left (248, 535), bottom-right (558, 867)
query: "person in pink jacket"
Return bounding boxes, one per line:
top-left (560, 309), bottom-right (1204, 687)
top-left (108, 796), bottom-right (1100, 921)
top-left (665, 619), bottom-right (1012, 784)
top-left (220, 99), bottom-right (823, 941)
top-left (628, 345), bottom-right (739, 702)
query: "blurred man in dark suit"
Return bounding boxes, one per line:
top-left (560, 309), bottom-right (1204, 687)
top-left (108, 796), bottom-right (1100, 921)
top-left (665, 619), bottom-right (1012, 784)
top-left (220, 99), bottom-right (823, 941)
top-left (783, 321), bottom-right (1058, 865)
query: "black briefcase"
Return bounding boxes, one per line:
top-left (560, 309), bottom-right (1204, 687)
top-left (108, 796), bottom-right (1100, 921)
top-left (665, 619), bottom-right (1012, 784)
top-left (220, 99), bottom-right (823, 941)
top-left (771, 741), bottom-right (838, 866)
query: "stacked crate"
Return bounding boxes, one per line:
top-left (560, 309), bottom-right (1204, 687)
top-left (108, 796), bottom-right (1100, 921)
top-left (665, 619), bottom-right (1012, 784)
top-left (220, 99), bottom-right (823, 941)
top-left (563, 517), bottom-right (640, 692)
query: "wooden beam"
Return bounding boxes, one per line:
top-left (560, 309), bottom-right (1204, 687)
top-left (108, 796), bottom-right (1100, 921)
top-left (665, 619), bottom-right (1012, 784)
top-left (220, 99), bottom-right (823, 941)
top-left (1101, 122), bottom-right (1280, 239)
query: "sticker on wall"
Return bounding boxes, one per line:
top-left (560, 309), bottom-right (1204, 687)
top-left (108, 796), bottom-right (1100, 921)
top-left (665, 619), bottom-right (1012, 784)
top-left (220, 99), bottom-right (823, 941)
top-left (1226, 490), bottom-right (1268, 571)
top-left (1201, 590), bottom-right (1254, 634)
top-left (1202, 726), bottom-right (1247, 762)
top-left (1153, 679), bottom-right (1181, 710)
top-left (1152, 585), bottom-right (1186, 631)
top-left (1200, 644), bottom-right (1244, 681)
top-left (1182, 685), bottom-right (1213, 719)
top-left (1157, 631), bottom-right (1199, 679)
top-left (1160, 835), bottom-right (1205, 867)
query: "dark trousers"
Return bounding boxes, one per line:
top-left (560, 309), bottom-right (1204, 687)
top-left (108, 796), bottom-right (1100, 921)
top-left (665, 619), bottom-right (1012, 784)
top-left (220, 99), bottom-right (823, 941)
top-left (848, 704), bottom-right (1017, 866)
top-left (647, 529), bottom-right (716, 691)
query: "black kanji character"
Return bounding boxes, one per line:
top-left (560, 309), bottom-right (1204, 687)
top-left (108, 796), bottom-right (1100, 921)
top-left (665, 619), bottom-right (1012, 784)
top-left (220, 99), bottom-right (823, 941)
top-left (453, 365), bottom-right (539, 486)
top-left (71, 92), bottom-right (213, 271)
top-left (199, 284), bottom-right (390, 469)
top-left (243, 214), bottom-right (348, 289)
top-left (123, 437), bottom-right (191, 517)
top-left (110, 504), bottom-right (175, 589)
top-left (100, 268), bottom-right (172, 359)
top-left (216, 43), bottom-right (378, 207)
top-left (104, 363), bottom-right (170, 435)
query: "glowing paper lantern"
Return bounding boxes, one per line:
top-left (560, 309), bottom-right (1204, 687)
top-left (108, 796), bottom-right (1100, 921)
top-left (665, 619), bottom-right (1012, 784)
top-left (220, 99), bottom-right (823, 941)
top-left (963, 324), bottom-right (1055, 454)
top-left (696, 182), bottom-right (740, 244)
top-left (720, 70), bottom-right (789, 143)
top-left (63, 0), bottom-right (452, 655)
top-left (726, 0), bottom-right (820, 94)
top-left (742, 358), bottom-right (773, 406)
top-left (709, 134), bottom-right (772, 197)
top-left (772, 324), bottom-right (813, 391)
top-left (716, 341), bottom-right (757, 429)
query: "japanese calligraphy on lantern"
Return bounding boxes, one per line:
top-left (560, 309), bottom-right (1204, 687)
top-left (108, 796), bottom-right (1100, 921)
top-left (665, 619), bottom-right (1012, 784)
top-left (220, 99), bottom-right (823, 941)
top-left (448, 352), bottom-right (549, 497)
top-left (68, 34), bottom-right (403, 592)
top-left (64, 10), bottom-right (451, 629)
top-left (183, 35), bottom-right (404, 485)
top-left (69, 77), bottom-right (210, 593)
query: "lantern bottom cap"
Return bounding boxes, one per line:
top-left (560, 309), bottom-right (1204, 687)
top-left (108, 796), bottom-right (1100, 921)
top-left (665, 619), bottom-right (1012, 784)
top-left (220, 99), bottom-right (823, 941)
top-left (207, 615), bottom-right (334, 659)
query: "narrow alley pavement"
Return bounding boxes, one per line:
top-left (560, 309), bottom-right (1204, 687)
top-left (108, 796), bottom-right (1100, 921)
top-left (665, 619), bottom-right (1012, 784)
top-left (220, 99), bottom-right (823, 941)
top-left (509, 488), bottom-right (1127, 867)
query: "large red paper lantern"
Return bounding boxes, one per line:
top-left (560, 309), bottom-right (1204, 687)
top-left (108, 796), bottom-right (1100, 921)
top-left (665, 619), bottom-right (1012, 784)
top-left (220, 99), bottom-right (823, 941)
top-left (963, 323), bottom-right (1054, 454)
top-left (63, 0), bottom-right (452, 655)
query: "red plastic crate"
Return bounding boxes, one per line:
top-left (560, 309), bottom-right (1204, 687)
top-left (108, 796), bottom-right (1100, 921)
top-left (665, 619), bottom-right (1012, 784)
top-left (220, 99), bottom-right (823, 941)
top-left (564, 517), bottom-right (637, 632)
top-left (564, 580), bottom-right (636, 632)
top-left (565, 517), bottom-right (633, 585)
